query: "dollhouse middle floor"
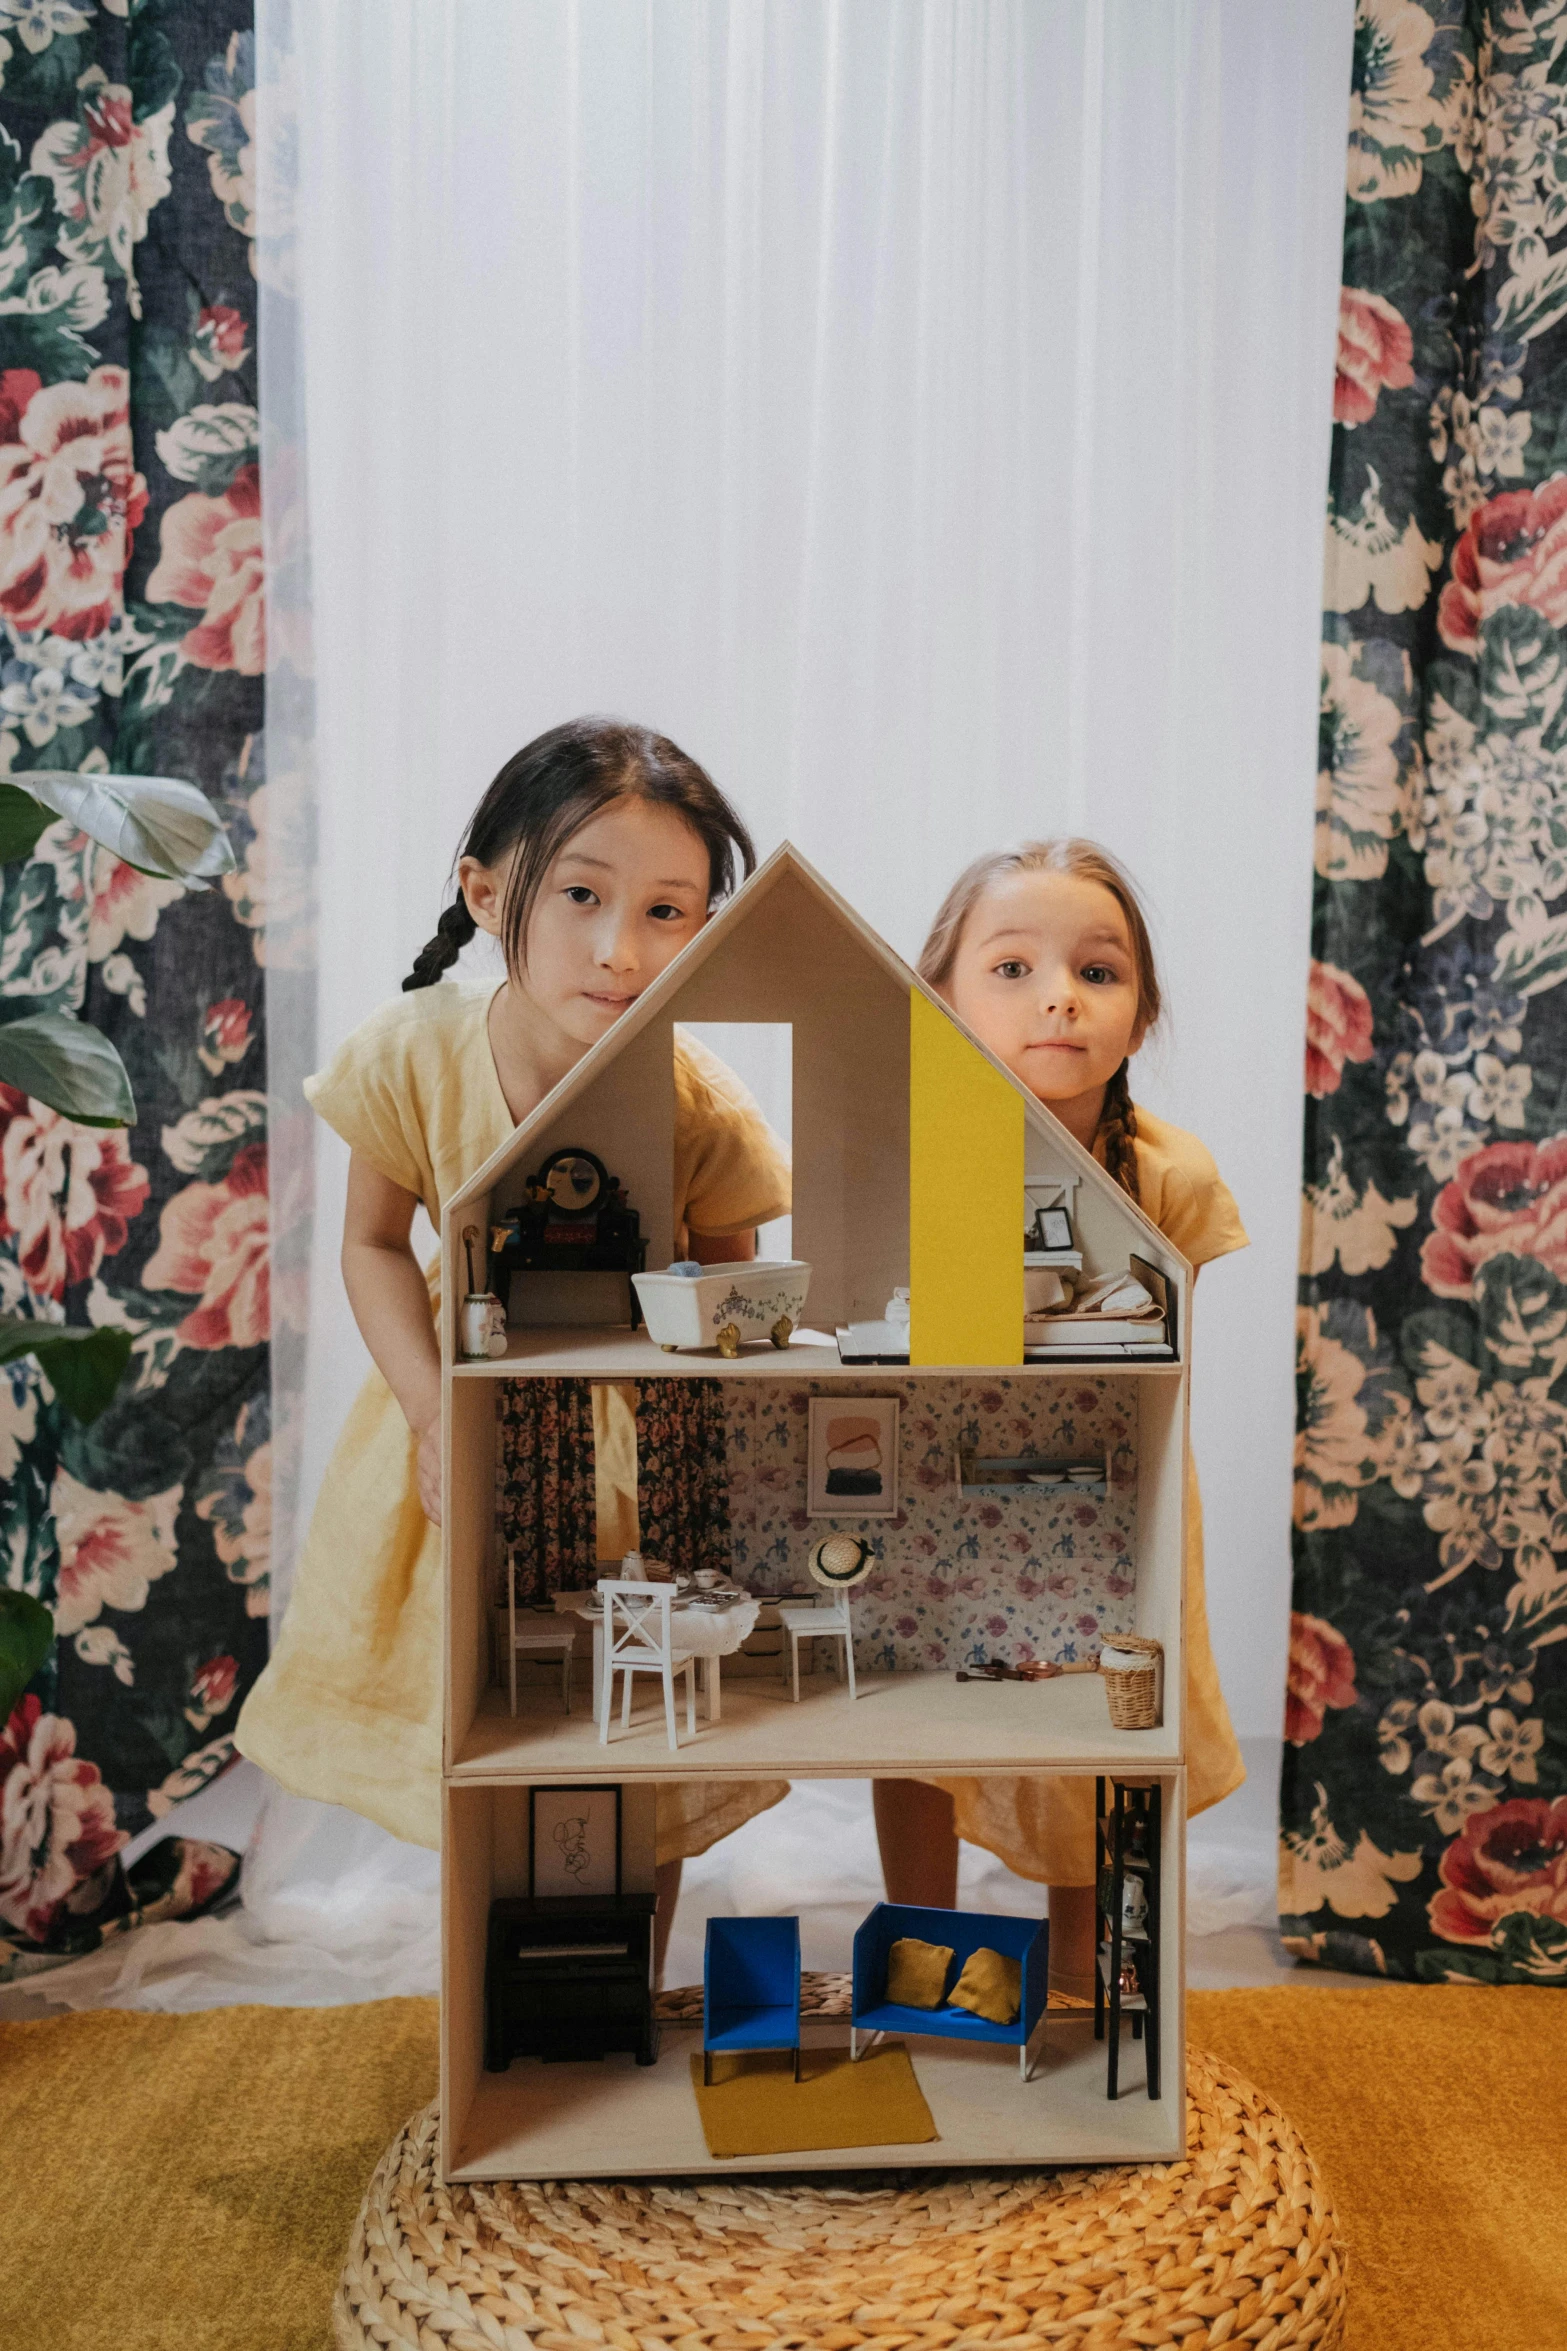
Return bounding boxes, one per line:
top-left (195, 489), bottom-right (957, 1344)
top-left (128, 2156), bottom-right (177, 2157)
top-left (445, 1356), bottom-right (1185, 1781)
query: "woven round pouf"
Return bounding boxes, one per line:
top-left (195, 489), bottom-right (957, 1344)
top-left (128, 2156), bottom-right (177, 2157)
top-left (336, 1980), bottom-right (1346, 2351)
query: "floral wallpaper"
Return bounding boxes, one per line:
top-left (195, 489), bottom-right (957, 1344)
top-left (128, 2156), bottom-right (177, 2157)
top-left (1289, 0), bottom-right (1567, 1981)
top-left (728, 1376), bottom-right (1139, 1672)
top-left (0, 2), bottom-right (264, 1968)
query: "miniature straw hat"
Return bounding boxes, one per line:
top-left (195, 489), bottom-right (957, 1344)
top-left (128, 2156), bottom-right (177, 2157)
top-left (808, 1533), bottom-right (876, 1588)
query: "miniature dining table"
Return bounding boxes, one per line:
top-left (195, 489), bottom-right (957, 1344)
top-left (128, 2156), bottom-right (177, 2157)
top-left (553, 1586), bottom-right (762, 1723)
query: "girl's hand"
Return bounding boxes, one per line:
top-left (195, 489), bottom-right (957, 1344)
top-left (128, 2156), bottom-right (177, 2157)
top-left (415, 1414), bottom-right (443, 1525)
top-left (340, 1154), bottom-right (444, 1523)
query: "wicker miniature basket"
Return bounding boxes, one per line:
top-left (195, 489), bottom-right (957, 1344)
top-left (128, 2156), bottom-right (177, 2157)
top-left (1100, 1634), bottom-right (1163, 1729)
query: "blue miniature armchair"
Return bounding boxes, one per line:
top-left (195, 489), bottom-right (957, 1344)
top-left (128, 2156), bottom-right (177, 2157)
top-left (702, 1916), bottom-right (802, 2086)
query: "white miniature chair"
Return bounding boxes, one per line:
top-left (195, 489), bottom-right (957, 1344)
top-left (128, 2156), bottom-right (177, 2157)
top-left (503, 1557), bottom-right (576, 1716)
top-left (775, 1591), bottom-right (857, 1702)
top-left (598, 1581), bottom-right (698, 1751)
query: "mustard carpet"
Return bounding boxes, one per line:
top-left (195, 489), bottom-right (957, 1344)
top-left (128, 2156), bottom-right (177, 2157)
top-left (689, 2040), bottom-right (937, 2157)
top-left (0, 1984), bottom-right (1562, 2351)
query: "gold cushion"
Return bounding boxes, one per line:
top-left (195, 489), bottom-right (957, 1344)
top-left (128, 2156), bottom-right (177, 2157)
top-left (947, 1946), bottom-right (1022, 2026)
top-left (885, 1937), bottom-right (954, 2009)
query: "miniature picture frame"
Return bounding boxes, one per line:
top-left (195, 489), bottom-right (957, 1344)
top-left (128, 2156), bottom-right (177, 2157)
top-left (528, 1785), bottom-right (622, 1898)
top-left (807, 1396), bottom-right (899, 1518)
top-left (1037, 1206), bottom-right (1073, 1251)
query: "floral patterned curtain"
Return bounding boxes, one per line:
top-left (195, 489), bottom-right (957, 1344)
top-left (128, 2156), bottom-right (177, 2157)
top-left (635, 1380), bottom-right (732, 1579)
top-left (497, 1382), bottom-right (599, 1604)
top-left (1288, 0), bottom-right (1567, 1982)
top-left (0, 4), bottom-right (264, 1967)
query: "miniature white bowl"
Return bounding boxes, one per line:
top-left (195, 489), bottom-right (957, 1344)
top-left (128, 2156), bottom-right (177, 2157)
top-left (632, 1259), bottom-right (811, 1355)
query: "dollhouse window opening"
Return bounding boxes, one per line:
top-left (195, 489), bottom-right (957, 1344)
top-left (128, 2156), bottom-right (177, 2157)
top-left (677, 1021), bottom-right (792, 1259)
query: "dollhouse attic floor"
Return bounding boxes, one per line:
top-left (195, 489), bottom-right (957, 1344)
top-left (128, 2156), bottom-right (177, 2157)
top-left (454, 1328), bottom-right (1186, 1379)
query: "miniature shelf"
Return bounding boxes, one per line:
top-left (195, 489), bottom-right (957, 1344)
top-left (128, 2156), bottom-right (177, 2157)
top-left (1097, 1949), bottom-right (1148, 2012)
top-left (955, 1448), bottom-right (1112, 1495)
top-left (451, 1669), bottom-right (1182, 1780)
top-left (455, 1327), bottom-right (1183, 1381)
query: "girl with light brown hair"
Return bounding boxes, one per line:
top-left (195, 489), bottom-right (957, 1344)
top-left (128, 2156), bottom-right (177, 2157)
top-left (874, 838), bottom-right (1247, 1996)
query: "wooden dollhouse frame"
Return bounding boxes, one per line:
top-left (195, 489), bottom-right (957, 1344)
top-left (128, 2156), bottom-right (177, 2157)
top-left (439, 846), bottom-right (1189, 2182)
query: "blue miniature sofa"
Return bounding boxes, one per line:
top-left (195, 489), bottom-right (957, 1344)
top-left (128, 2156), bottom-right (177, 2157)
top-left (850, 1903), bottom-right (1049, 2082)
top-left (703, 1915), bottom-right (802, 2086)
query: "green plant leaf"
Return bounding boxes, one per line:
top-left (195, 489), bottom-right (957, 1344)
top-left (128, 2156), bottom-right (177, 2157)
top-left (13, 771), bottom-right (235, 887)
top-left (0, 1588), bottom-right (54, 1727)
top-left (0, 1013), bottom-right (135, 1127)
top-left (0, 785), bottom-right (52, 864)
top-left (0, 1318), bottom-right (133, 1423)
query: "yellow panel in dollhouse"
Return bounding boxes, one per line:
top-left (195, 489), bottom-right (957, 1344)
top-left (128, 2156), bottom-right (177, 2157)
top-left (908, 990), bottom-right (1023, 1365)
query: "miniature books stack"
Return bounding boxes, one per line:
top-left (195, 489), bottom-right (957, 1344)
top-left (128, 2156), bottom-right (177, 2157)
top-left (1023, 1259), bottom-right (1173, 1359)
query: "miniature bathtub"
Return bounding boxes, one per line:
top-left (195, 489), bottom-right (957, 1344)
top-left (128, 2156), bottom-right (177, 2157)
top-left (632, 1259), bottom-right (812, 1357)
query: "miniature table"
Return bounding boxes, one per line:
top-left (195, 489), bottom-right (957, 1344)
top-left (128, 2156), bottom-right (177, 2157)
top-left (554, 1588), bottom-right (761, 1722)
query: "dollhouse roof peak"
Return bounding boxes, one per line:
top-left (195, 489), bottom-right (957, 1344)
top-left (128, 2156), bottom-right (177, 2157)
top-left (447, 841), bottom-right (1172, 1257)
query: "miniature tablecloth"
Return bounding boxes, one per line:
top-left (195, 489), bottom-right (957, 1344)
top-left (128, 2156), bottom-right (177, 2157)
top-left (554, 1589), bottom-right (761, 1720)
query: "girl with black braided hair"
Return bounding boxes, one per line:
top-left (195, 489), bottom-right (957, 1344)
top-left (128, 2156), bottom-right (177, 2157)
top-left (873, 838), bottom-right (1247, 1999)
top-left (237, 719), bottom-right (790, 1964)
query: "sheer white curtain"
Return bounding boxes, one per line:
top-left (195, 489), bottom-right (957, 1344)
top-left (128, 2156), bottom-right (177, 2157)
top-left (269, 0), bottom-right (1351, 1740)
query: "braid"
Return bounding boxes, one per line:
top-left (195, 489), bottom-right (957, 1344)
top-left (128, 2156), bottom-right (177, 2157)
top-left (402, 897), bottom-right (477, 991)
top-left (1099, 1058), bottom-right (1141, 1203)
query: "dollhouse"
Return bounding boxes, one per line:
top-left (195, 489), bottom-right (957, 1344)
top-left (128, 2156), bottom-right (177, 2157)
top-left (439, 846), bottom-right (1188, 2182)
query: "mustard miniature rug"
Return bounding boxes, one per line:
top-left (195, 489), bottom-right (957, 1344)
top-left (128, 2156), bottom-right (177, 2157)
top-left (688, 2039), bottom-right (937, 2158)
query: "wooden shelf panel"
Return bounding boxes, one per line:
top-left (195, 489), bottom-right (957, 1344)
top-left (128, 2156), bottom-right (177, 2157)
top-left (454, 1327), bottom-right (1184, 1381)
top-left (450, 2011), bottom-right (1179, 2180)
top-left (450, 1669), bottom-right (1181, 1780)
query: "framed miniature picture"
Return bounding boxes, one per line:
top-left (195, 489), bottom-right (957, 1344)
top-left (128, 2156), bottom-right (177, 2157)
top-left (807, 1396), bottom-right (899, 1517)
top-left (529, 1785), bottom-right (621, 1899)
top-left (1038, 1207), bottom-right (1073, 1251)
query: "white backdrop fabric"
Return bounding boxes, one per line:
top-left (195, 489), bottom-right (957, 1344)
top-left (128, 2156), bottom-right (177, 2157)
top-left (268, 0), bottom-right (1352, 1754)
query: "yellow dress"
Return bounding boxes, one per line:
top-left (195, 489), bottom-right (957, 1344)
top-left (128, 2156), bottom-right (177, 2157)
top-left (931, 1106), bottom-right (1249, 1885)
top-left (235, 980), bottom-right (791, 1855)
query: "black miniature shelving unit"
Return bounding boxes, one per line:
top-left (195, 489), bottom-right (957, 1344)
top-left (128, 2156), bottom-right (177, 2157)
top-left (1093, 1777), bottom-right (1162, 2100)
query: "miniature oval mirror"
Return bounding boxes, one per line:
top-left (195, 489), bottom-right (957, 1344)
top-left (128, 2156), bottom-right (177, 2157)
top-left (544, 1153), bottom-right (602, 1212)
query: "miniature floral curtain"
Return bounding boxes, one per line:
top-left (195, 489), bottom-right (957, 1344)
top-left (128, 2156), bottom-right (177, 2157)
top-left (634, 1380), bottom-right (732, 1579)
top-left (1287, 0), bottom-right (1567, 1982)
top-left (497, 1383), bottom-right (599, 1603)
top-left (0, 3), bottom-right (266, 1962)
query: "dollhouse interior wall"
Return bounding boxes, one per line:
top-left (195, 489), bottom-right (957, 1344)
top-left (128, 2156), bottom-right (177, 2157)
top-left (728, 1375), bottom-right (1142, 1671)
top-left (482, 1370), bottom-right (1153, 1681)
top-left (479, 866), bottom-right (909, 1331)
top-left (489, 1021), bottom-right (680, 1321)
top-left (1023, 1124), bottom-right (1185, 1306)
top-left (664, 867), bottom-right (911, 1326)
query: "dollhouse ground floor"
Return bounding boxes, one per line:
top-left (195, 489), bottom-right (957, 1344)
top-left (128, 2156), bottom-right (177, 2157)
top-left (442, 1768), bottom-right (1186, 2182)
top-left (450, 2004), bottom-right (1177, 2181)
